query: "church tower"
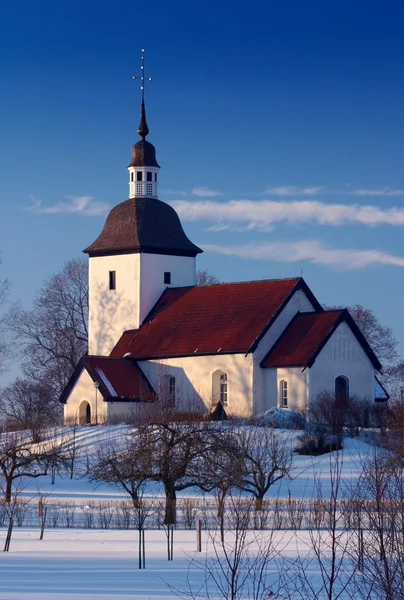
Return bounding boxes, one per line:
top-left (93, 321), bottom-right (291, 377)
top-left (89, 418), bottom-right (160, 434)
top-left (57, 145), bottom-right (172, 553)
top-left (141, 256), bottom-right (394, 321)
top-left (84, 51), bottom-right (202, 356)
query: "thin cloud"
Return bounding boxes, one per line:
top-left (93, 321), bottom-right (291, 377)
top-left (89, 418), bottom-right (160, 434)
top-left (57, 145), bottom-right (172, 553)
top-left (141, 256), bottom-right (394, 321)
top-left (27, 195), bottom-right (110, 217)
top-left (350, 188), bottom-right (404, 197)
top-left (202, 240), bottom-right (404, 270)
top-left (171, 199), bottom-right (404, 230)
top-left (264, 186), bottom-right (325, 196)
top-left (191, 186), bottom-right (222, 197)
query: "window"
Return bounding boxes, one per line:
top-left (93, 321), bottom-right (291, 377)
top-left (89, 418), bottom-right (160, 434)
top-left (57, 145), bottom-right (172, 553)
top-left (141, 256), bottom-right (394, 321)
top-left (220, 374), bottom-right (228, 405)
top-left (146, 172), bottom-right (152, 182)
top-left (335, 376), bottom-right (349, 405)
top-left (164, 271), bottom-right (171, 284)
top-left (136, 183), bottom-right (143, 195)
top-left (154, 173), bottom-right (157, 182)
top-left (280, 380), bottom-right (288, 408)
top-left (168, 376), bottom-right (175, 408)
top-left (136, 171), bottom-right (143, 182)
top-left (130, 172), bottom-right (134, 182)
top-left (109, 271), bottom-right (116, 290)
top-left (146, 183), bottom-right (153, 195)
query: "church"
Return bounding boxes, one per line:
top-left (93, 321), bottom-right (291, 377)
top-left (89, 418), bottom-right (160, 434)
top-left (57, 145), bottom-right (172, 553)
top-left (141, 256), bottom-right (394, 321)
top-left (60, 67), bottom-right (387, 424)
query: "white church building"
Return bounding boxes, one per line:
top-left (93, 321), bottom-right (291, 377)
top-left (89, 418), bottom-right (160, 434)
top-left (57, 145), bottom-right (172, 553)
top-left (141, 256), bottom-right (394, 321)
top-left (61, 87), bottom-right (387, 424)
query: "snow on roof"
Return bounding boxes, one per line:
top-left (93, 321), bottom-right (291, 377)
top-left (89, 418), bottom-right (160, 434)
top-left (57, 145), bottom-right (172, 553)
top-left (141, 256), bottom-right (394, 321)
top-left (95, 367), bottom-right (117, 397)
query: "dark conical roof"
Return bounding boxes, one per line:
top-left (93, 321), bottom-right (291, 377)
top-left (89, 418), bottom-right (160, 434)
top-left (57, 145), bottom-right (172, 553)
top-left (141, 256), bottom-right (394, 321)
top-left (84, 198), bottom-right (202, 258)
top-left (128, 98), bottom-right (160, 168)
top-left (128, 139), bottom-right (160, 168)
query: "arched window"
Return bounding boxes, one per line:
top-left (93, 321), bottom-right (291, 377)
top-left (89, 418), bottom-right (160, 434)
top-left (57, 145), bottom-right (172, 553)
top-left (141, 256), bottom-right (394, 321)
top-left (212, 370), bottom-right (229, 406)
top-left (161, 374), bottom-right (176, 408)
top-left (220, 374), bottom-right (228, 405)
top-left (168, 376), bottom-right (176, 408)
top-left (335, 376), bottom-right (349, 405)
top-left (279, 380), bottom-right (288, 408)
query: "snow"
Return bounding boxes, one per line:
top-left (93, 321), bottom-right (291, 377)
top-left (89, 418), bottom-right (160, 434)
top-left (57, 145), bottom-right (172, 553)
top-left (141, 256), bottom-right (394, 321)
top-left (0, 425), bottom-right (378, 598)
top-left (95, 368), bottom-right (117, 396)
top-left (0, 528), bottom-right (348, 599)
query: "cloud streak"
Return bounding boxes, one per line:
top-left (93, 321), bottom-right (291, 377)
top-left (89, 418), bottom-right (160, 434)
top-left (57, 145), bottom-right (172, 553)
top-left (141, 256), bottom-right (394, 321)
top-left (264, 186), bottom-right (325, 196)
top-left (191, 186), bottom-right (222, 197)
top-left (202, 240), bottom-right (404, 270)
top-left (172, 199), bottom-right (404, 230)
top-left (27, 195), bottom-right (110, 217)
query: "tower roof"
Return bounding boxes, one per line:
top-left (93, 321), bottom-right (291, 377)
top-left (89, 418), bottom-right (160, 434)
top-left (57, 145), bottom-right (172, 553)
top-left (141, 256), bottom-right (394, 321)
top-left (84, 197), bottom-right (202, 257)
top-left (128, 94), bottom-right (160, 168)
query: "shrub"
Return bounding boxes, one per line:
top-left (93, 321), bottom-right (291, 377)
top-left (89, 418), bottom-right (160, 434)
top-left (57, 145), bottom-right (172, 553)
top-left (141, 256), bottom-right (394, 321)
top-left (295, 430), bottom-right (341, 456)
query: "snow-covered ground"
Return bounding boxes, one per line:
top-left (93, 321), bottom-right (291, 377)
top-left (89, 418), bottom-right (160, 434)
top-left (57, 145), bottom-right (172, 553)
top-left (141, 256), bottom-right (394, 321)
top-left (0, 426), bottom-right (376, 599)
top-left (0, 528), bottom-right (353, 600)
top-left (20, 425), bottom-right (368, 502)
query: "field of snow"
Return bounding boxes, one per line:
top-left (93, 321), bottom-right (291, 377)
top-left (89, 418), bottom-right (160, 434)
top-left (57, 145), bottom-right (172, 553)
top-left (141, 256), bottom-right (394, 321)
top-left (20, 425), bottom-right (368, 503)
top-left (0, 425), bottom-right (377, 599)
top-left (0, 527), bottom-right (354, 600)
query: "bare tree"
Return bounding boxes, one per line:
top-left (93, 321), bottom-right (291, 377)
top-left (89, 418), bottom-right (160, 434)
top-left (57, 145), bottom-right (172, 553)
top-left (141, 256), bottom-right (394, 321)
top-left (353, 442), bottom-right (404, 600)
top-left (176, 492), bottom-right (282, 600)
top-left (147, 418), bottom-right (208, 525)
top-left (196, 269), bottom-right (220, 285)
top-left (9, 257), bottom-right (88, 397)
top-left (0, 378), bottom-right (59, 442)
top-left (198, 425), bottom-right (246, 542)
top-left (0, 258), bottom-right (12, 377)
top-left (286, 450), bottom-right (356, 600)
top-left (89, 428), bottom-right (155, 569)
top-left (0, 432), bottom-right (66, 503)
top-left (238, 427), bottom-right (293, 512)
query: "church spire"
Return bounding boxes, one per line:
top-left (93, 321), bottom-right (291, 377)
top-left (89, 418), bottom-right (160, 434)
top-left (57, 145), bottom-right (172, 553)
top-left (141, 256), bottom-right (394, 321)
top-left (128, 49), bottom-right (160, 199)
top-left (137, 98), bottom-right (149, 139)
top-left (133, 49), bottom-right (152, 140)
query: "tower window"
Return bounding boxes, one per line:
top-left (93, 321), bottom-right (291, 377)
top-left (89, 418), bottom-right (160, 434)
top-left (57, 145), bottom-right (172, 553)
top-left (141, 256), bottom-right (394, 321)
top-left (146, 183), bottom-right (153, 195)
top-left (164, 272), bottom-right (171, 284)
top-left (154, 173), bottom-right (157, 182)
top-left (146, 172), bottom-right (152, 182)
top-left (109, 271), bottom-right (116, 290)
top-left (130, 172), bottom-right (134, 182)
top-left (136, 171), bottom-right (143, 182)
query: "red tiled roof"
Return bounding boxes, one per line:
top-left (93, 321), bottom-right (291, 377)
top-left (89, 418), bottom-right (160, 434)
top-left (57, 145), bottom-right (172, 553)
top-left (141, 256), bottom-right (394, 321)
top-left (60, 356), bottom-right (154, 403)
top-left (110, 278), bottom-right (307, 359)
top-left (85, 357), bottom-right (154, 399)
top-left (261, 311), bottom-right (344, 367)
top-left (260, 309), bottom-right (384, 369)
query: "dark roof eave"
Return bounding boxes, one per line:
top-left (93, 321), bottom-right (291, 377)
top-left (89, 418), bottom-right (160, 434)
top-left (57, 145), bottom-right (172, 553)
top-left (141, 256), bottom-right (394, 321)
top-left (84, 245), bottom-right (202, 258)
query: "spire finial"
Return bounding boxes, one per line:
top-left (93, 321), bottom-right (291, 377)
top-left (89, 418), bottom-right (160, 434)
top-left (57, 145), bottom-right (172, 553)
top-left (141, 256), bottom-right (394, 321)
top-left (133, 49), bottom-right (153, 139)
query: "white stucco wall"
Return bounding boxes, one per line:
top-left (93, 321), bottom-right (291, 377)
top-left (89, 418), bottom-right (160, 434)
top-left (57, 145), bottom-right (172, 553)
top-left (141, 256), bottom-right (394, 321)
top-left (139, 254), bottom-right (196, 324)
top-left (309, 321), bottom-right (375, 402)
top-left (88, 252), bottom-right (196, 356)
top-left (252, 289), bottom-right (316, 414)
top-left (63, 370), bottom-right (108, 424)
top-left (138, 353), bottom-right (254, 417)
top-left (88, 254), bottom-right (141, 355)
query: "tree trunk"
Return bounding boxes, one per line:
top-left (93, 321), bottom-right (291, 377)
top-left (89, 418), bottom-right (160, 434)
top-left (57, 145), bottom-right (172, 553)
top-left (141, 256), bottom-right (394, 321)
top-left (4, 478), bottom-right (12, 503)
top-left (255, 495), bottom-right (264, 512)
top-left (163, 481), bottom-right (177, 525)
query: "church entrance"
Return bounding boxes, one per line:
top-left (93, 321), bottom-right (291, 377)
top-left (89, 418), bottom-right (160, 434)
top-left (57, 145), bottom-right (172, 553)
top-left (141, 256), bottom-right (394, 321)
top-left (79, 401), bottom-right (91, 425)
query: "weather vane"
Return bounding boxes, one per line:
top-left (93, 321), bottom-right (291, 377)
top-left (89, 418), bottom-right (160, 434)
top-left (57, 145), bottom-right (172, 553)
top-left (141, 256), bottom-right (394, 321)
top-left (133, 49), bottom-right (153, 100)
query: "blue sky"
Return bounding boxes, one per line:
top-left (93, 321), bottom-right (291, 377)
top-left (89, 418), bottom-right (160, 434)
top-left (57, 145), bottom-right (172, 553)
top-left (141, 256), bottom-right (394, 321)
top-left (1, 0), bottom-right (404, 361)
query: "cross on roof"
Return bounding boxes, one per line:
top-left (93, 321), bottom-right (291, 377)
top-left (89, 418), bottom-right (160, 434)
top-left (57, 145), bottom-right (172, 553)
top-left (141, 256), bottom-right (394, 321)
top-left (133, 49), bottom-right (153, 101)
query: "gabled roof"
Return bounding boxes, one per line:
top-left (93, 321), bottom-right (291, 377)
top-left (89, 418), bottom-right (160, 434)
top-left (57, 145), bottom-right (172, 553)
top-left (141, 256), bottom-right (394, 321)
top-left (261, 309), bottom-right (382, 370)
top-left (60, 356), bottom-right (155, 404)
top-left (111, 277), bottom-right (322, 359)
